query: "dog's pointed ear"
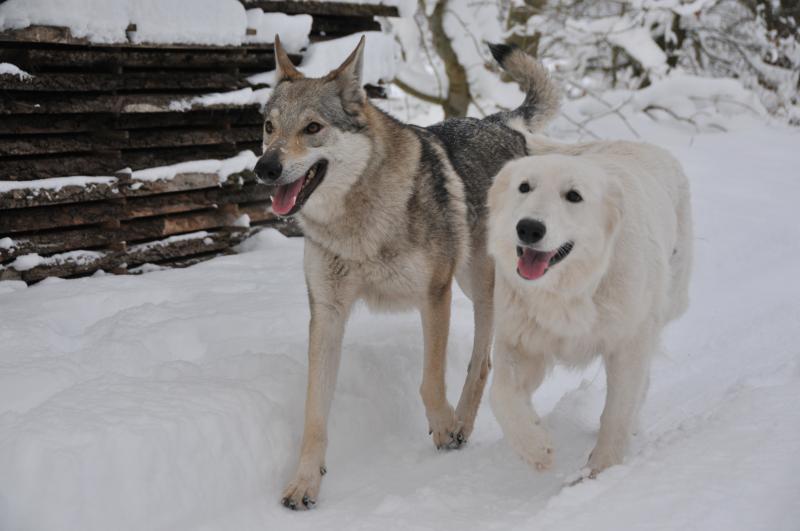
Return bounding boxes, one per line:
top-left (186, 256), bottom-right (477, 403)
top-left (326, 35), bottom-right (366, 110)
top-left (274, 34), bottom-right (303, 82)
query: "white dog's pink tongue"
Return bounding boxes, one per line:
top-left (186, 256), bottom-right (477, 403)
top-left (271, 177), bottom-right (305, 216)
top-left (517, 248), bottom-right (555, 280)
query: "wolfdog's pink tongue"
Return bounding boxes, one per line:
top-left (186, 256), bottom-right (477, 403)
top-left (517, 248), bottom-right (556, 280)
top-left (271, 177), bottom-right (305, 216)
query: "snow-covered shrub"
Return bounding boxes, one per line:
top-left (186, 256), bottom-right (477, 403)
top-left (387, 0), bottom-right (799, 125)
top-left (512, 0), bottom-right (799, 121)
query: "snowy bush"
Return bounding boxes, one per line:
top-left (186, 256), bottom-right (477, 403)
top-left (387, 0), bottom-right (799, 125)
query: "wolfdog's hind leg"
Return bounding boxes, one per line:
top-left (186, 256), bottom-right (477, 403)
top-left (454, 254), bottom-right (494, 443)
top-left (420, 275), bottom-right (460, 450)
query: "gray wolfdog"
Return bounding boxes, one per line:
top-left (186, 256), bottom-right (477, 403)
top-left (257, 37), bottom-right (559, 509)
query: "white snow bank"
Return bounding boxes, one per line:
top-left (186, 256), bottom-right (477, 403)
top-left (0, 0), bottom-right (249, 45)
top-left (233, 214), bottom-right (251, 228)
top-left (632, 73), bottom-right (767, 117)
top-left (0, 237), bottom-right (15, 250)
top-left (0, 62), bottom-right (31, 79)
top-left (300, 32), bottom-right (399, 85)
top-left (0, 1), bottom-right (320, 47)
top-left (245, 10), bottom-right (311, 52)
top-left (6, 250), bottom-right (105, 272)
top-left (131, 150), bottom-right (258, 182)
top-left (0, 175), bottom-right (116, 193)
top-left (169, 87), bottom-right (272, 111)
top-left (1, 121), bottom-right (799, 531)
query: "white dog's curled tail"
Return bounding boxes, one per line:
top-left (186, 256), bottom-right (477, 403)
top-left (488, 43), bottom-right (561, 134)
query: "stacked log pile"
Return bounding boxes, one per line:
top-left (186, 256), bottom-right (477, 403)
top-left (0, 1), bottom-right (397, 283)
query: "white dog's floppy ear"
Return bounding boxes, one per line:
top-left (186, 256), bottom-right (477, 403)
top-left (325, 35), bottom-right (366, 112)
top-left (274, 35), bottom-right (304, 82)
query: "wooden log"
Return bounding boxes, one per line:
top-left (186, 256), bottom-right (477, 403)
top-left (124, 182), bottom-right (271, 218)
top-left (238, 200), bottom-right (274, 223)
top-left (120, 209), bottom-right (243, 242)
top-left (0, 93), bottom-right (263, 115)
top-left (125, 229), bottom-right (249, 266)
top-left (0, 227), bottom-right (118, 261)
top-left (311, 15), bottom-right (381, 36)
top-left (0, 144), bottom-right (251, 180)
top-left (0, 178), bottom-right (121, 208)
top-left (242, 0), bottom-right (399, 17)
top-left (0, 152), bottom-right (124, 180)
top-left (0, 126), bottom-right (261, 156)
top-left (0, 107), bottom-right (264, 135)
top-left (8, 251), bottom-right (121, 283)
top-left (0, 71), bottom-right (246, 92)
top-left (0, 200), bottom-right (123, 233)
top-left (0, 168), bottom-right (260, 209)
top-left (0, 47), bottom-right (287, 72)
top-left (142, 250), bottom-right (227, 270)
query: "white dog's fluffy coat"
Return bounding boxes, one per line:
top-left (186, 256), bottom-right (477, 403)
top-left (487, 137), bottom-right (692, 476)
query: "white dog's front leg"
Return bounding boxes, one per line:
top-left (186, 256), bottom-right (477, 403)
top-left (282, 244), bottom-right (357, 510)
top-left (588, 334), bottom-right (653, 476)
top-left (490, 343), bottom-right (553, 470)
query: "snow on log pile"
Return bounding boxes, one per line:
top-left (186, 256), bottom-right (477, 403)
top-left (0, 0), bottom-right (398, 283)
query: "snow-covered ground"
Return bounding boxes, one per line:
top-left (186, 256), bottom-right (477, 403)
top-left (1, 113), bottom-right (799, 530)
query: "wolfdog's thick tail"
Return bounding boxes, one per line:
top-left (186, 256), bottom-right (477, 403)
top-left (488, 43), bottom-right (560, 133)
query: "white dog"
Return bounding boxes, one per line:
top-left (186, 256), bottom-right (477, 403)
top-left (487, 137), bottom-right (692, 477)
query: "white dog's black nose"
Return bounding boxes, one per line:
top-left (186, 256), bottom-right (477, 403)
top-left (516, 218), bottom-right (546, 244)
top-left (255, 153), bottom-right (283, 182)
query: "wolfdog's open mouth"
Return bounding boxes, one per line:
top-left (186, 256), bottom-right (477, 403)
top-left (270, 159), bottom-right (328, 216)
top-left (516, 241), bottom-right (573, 280)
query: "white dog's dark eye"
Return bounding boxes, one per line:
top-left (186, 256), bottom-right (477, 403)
top-left (265, 121), bottom-right (274, 135)
top-left (305, 122), bottom-right (322, 135)
top-left (565, 190), bottom-right (583, 203)
top-left (518, 182), bottom-right (531, 193)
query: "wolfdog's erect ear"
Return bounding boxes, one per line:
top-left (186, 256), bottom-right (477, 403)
top-left (325, 35), bottom-right (366, 110)
top-left (274, 35), bottom-right (303, 82)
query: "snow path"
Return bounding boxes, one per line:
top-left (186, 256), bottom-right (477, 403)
top-left (1, 122), bottom-right (799, 530)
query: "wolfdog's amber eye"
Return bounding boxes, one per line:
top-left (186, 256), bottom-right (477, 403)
top-left (265, 121), bottom-right (274, 135)
top-left (518, 182), bottom-right (531, 193)
top-left (565, 190), bottom-right (583, 203)
top-left (305, 122), bottom-right (322, 135)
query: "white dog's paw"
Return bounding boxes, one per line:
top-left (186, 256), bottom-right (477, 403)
top-left (508, 425), bottom-right (554, 471)
top-left (427, 403), bottom-right (464, 450)
top-left (281, 466), bottom-right (326, 511)
top-left (586, 444), bottom-right (623, 477)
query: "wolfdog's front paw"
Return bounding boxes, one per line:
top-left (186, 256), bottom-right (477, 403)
top-left (427, 403), bottom-right (464, 450)
top-left (508, 425), bottom-right (554, 471)
top-left (281, 466), bottom-right (325, 511)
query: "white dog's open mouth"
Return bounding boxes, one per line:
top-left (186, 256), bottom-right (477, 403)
top-left (516, 241), bottom-right (573, 280)
top-left (270, 159), bottom-right (328, 217)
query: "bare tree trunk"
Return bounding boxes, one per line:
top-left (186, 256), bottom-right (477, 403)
top-left (428, 0), bottom-right (471, 118)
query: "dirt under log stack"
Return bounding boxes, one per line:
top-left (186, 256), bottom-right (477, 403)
top-left (0, 1), bottom-right (398, 283)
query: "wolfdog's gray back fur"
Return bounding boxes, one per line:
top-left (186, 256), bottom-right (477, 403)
top-left (422, 43), bottom-right (560, 224)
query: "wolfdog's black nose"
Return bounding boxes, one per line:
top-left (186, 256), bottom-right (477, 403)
top-left (255, 153), bottom-right (283, 182)
top-left (516, 218), bottom-right (546, 244)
